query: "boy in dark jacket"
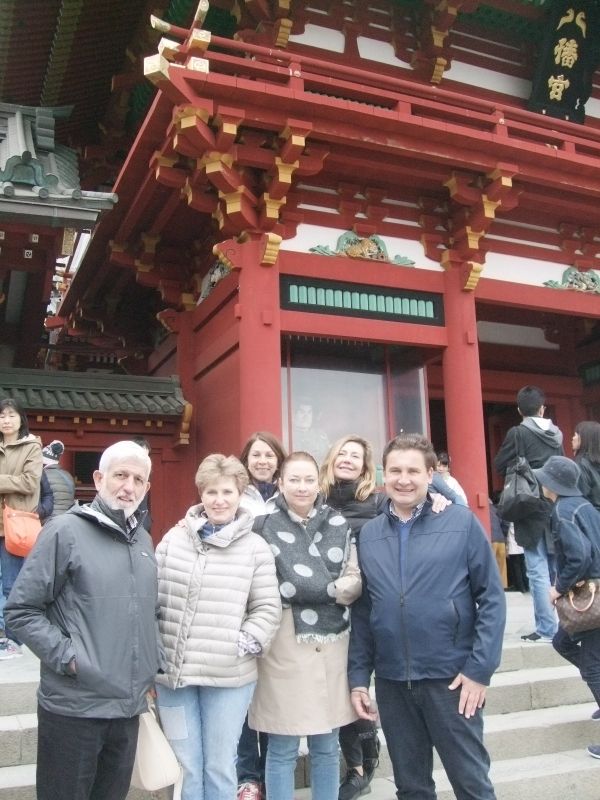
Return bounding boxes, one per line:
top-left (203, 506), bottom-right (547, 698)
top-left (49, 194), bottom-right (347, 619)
top-left (494, 385), bottom-right (564, 642)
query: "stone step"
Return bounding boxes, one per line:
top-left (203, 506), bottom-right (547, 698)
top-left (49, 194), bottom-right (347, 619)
top-left (434, 748), bottom-right (600, 800)
top-left (0, 764), bottom-right (169, 800)
top-left (497, 640), bottom-right (565, 672)
top-left (487, 663), bottom-right (591, 714)
top-left (3, 701), bottom-right (598, 783)
top-left (299, 750), bottom-right (600, 800)
top-left (0, 716), bottom-right (36, 768)
top-left (0, 638), bottom-right (568, 722)
top-left (0, 653), bottom-right (39, 717)
top-left (366, 701), bottom-right (599, 777)
top-left (484, 701), bottom-right (599, 761)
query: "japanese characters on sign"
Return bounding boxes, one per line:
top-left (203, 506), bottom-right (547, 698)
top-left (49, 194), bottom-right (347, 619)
top-left (528, 0), bottom-right (600, 123)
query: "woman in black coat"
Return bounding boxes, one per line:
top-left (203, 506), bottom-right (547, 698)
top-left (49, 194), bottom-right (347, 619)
top-left (320, 435), bottom-right (380, 800)
top-left (572, 421), bottom-right (600, 511)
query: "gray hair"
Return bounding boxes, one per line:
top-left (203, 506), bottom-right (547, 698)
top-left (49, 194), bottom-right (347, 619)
top-left (98, 441), bottom-right (152, 478)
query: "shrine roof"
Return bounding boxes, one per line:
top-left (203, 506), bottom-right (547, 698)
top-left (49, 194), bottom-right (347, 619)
top-left (0, 368), bottom-right (186, 418)
top-left (0, 103), bottom-right (117, 227)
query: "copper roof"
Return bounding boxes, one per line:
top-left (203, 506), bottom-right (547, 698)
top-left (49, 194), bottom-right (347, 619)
top-left (0, 367), bottom-right (186, 417)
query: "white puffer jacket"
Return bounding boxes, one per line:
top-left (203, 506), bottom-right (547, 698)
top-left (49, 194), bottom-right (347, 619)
top-left (240, 484), bottom-right (279, 519)
top-left (156, 505), bottom-right (281, 689)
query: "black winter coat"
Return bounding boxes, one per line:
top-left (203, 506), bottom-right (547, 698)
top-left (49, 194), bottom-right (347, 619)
top-left (576, 457), bottom-right (600, 511)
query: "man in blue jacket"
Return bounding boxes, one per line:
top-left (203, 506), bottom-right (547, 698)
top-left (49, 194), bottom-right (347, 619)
top-left (348, 433), bottom-right (506, 800)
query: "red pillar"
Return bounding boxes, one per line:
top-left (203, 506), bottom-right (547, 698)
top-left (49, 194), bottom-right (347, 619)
top-left (236, 240), bottom-right (282, 443)
top-left (441, 267), bottom-right (490, 533)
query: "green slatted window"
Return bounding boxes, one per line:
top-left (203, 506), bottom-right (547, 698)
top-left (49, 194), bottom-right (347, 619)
top-left (280, 276), bottom-right (443, 325)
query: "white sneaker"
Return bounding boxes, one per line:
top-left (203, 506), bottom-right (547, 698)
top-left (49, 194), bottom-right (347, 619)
top-left (0, 638), bottom-right (23, 659)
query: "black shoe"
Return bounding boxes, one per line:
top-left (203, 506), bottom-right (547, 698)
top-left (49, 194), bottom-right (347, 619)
top-left (520, 631), bottom-right (553, 643)
top-left (339, 769), bottom-right (372, 800)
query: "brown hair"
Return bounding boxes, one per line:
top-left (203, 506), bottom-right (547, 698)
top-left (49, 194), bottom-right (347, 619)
top-left (383, 433), bottom-right (437, 470)
top-left (195, 454), bottom-right (249, 495)
top-left (320, 435), bottom-right (376, 501)
top-left (239, 432), bottom-right (287, 480)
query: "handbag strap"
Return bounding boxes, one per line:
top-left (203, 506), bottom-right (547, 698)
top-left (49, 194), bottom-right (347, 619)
top-left (569, 580), bottom-right (597, 612)
top-left (515, 426), bottom-right (525, 459)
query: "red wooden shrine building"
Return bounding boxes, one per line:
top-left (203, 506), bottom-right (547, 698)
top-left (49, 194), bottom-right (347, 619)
top-left (1, 0), bottom-right (600, 536)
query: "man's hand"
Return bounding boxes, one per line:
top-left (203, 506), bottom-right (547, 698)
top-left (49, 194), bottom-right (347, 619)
top-left (549, 586), bottom-right (561, 605)
top-left (448, 673), bottom-right (486, 718)
top-left (67, 657), bottom-right (77, 675)
top-left (350, 688), bottom-right (378, 721)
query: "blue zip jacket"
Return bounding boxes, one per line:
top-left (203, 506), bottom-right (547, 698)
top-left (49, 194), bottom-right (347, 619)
top-left (348, 499), bottom-right (506, 689)
top-left (552, 495), bottom-right (600, 596)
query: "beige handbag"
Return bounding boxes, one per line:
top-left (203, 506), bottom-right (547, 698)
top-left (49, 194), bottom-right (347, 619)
top-left (131, 706), bottom-right (181, 792)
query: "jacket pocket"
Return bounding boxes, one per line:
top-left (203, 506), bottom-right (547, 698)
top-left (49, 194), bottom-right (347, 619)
top-left (70, 631), bottom-right (130, 699)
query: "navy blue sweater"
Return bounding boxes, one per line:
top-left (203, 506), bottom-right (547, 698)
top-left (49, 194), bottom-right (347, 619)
top-left (348, 501), bottom-right (506, 688)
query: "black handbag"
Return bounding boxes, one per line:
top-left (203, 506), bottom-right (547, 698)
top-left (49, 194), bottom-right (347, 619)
top-left (496, 428), bottom-right (541, 522)
top-left (556, 579), bottom-right (600, 636)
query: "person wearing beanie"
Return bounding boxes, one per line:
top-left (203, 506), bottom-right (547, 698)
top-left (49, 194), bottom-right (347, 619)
top-left (533, 456), bottom-right (600, 759)
top-left (41, 440), bottom-right (76, 519)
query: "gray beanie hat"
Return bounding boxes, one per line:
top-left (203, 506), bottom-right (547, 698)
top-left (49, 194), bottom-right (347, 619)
top-left (533, 456), bottom-right (581, 497)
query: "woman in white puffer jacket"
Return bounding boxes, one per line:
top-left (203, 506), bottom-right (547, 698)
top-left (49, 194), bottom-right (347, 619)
top-left (155, 454), bottom-right (281, 800)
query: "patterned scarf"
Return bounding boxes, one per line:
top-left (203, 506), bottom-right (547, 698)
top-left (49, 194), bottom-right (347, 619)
top-left (257, 494), bottom-right (351, 642)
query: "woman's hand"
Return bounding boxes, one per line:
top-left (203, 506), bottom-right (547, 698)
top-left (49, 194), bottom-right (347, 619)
top-left (430, 492), bottom-right (452, 514)
top-left (549, 586), bottom-right (561, 605)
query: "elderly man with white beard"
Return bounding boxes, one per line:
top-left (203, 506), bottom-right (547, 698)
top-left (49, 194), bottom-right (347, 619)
top-left (5, 440), bottom-right (164, 800)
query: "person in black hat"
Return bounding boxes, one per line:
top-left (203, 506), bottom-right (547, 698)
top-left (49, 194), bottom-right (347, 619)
top-left (533, 455), bottom-right (600, 758)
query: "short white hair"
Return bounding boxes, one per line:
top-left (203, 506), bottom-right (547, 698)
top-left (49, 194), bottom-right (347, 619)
top-left (98, 441), bottom-right (151, 478)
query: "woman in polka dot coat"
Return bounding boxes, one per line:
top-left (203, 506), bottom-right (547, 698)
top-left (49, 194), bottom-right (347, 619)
top-left (248, 452), bottom-right (361, 800)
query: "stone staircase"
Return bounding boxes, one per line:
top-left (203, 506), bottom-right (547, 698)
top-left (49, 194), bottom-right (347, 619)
top-left (299, 592), bottom-right (600, 800)
top-left (2, 593), bottom-right (600, 799)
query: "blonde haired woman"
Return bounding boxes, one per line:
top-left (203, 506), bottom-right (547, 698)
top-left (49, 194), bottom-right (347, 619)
top-left (320, 436), bottom-right (380, 800)
top-left (155, 454), bottom-right (281, 800)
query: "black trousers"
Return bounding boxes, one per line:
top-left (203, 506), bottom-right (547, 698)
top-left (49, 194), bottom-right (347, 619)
top-left (237, 715), bottom-right (268, 783)
top-left (376, 677), bottom-right (496, 800)
top-left (339, 718), bottom-right (379, 770)
top-left (36, 705), bottom-right (139, 800)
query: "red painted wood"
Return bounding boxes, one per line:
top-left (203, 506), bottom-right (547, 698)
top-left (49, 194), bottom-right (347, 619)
top-left (280, 309), bottom-right (448, 348)
top-left (441, 268), bottom-right (490, 533)
top-left (237, 259), bottom-right (283, 440)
